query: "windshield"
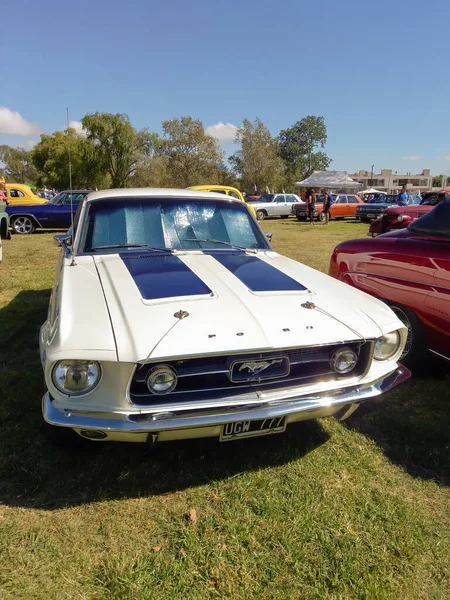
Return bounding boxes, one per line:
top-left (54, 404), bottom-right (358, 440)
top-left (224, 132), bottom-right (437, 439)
top-left (374, 195), bottom-right (396, 204)
top-left (49, 192), bottom-right (66, 205)
top-left (80, 198), bottom-right (270, 253)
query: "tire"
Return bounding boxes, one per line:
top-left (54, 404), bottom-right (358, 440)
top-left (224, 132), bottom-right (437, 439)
top-left (256, 210), bottom-right (266, 221)
top-left (12, 215), bottom-right (36, 235)
top-left (387, 302), bottom-right (428, 370)
top-left (319, 212), bottom-right (326, 222)
top-left (280, 215), bottom-right (289, 219)
top-left (296, 215), bottom-right (306, 221)
top-left (0, 220), bottom-right (9, 239)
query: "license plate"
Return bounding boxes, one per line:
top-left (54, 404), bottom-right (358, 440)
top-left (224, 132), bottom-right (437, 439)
top-left (367, 214), bottom-right (375, 219)
top-left (220, 417), bottom-right (286, 442)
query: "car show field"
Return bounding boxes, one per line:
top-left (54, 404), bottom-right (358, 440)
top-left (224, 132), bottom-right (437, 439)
top-left (0, 220), bottom-right (448, 600)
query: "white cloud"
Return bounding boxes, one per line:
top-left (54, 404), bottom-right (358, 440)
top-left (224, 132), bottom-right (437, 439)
top-left (0, 107), bottom-right (41, 136)
top-left (401, 155), bottom-right (421, 161)
top-left (68, 120), bottom-right (87, 137)
top-left (18, 139), bottom-right (39, 150)
top-left (206, 122), bottom-right (239, 144)
top-left (443, 156), bottom-right (450, 161)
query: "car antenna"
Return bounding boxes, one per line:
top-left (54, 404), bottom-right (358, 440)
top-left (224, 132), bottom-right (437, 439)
top-left (66, 107), bottom-right (76, 266)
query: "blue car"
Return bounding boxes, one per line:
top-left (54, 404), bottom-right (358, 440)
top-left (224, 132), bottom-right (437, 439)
top-left (6, 190), bottom-right (92, 234)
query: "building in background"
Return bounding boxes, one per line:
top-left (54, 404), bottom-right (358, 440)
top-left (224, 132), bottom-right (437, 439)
top-left (349, 169), bottom-right (436, 193)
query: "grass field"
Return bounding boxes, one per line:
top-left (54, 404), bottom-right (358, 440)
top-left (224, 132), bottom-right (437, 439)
top-left (0, 219), bottom-right (449, 600)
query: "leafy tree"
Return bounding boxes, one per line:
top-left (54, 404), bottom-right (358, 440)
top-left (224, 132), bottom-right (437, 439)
top-left (32, 128), bottom-right (109, 190)
top-left (433, 175), bottom-right (444, 187)
top-left (155, 116), bottom-right (224, 188)
top-left (82, 112), bottom-right (153, 188)
top-left (279, 116), bottom-right (331, 186)
top-left (229, 118), bottom-right (284, 193)
top-left (129, 155), bottom-right (171, 188)
top-left (0, 145), bottom-right (40, 184)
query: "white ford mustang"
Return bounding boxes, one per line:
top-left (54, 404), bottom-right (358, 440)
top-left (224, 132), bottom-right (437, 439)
top-left (40, 188), bottom-right (410, 445)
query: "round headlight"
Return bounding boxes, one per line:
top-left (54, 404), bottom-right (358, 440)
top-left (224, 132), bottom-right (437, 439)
top-left (330, 347), bottom-right (358, 374)
top-left (374, 331), bottom-right (401, 361)
top-left (397, 215), bottom-right (404, 223)
top-left (52, 360), bottom-right (101, 396)
top-left (146, 365), bottom-right (177, 395)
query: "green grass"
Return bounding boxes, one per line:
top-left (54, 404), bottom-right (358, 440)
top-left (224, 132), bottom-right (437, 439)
top-left (0, 221), bottom-right (449, 600)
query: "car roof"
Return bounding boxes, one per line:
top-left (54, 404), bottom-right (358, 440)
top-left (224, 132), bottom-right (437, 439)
top-left (85, 188), bottom-right (240, 202)
top-left (5, 183), bottom-right (34, 191)
top-left (59, 190), bottom-right (93, 194)
top-left (187, 185), bottom-right (241, 193)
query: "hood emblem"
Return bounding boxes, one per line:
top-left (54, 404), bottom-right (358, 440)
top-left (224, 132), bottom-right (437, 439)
top-left (239, 359), bottom-right (283, 376)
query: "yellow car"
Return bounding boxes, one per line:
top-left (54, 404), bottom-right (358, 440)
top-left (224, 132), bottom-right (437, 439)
top-left (187, 185), bottom-right (257, 217)
top-left (5, 184), bottom-right (47, 206)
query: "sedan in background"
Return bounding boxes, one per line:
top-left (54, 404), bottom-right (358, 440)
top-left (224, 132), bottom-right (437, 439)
top-left (251, 193), bottom-right (303, 220)
top-left (369, 192), bottom-right (446, 236)
top-left (7, 190), bottom-right (92, 234)
top-left (293, 194), bottom-right (364, 221)
top-left (356, 194), bottom-right (399, 222)
top-left (330, 199), bottom-right (450, 369)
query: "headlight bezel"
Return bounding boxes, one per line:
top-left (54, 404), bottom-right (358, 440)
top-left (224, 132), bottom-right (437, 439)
top-left (51, 359), bottom-right (102, 397)
top-left (330, 346), bottom-right (359, 374)
top-left (146, 364), bottom-right (178, 395)
top-left (373, 330), bottom-right (402, 361)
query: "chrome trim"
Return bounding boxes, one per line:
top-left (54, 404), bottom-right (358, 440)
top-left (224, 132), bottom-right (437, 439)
top-left (43, 366), bottom-right (410, 436)
top-left (9, 213), bottom-right (43, 228)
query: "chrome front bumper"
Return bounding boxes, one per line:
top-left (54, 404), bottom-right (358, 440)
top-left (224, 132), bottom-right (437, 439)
top-left (42, 366), bottom-right (410, 443)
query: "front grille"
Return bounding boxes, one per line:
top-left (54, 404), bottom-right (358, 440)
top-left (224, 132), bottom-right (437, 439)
top-left (129, 342), bottom-right (372, 406)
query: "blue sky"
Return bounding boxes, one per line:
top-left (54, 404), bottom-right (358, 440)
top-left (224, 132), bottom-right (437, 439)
top-left (2, 0), bottom-right (450, 176)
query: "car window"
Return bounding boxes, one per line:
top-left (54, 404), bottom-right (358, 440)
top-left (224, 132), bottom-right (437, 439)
top-left (347, 196), bottom-right (357, 203)
top-left (257, 195), bottom-right (273, 203)
top-left (63, 193), bottom-right (85, 205)
top-left (274, 195), bottom-right (284, 202)
top-left (81, 198), bottom-right (271, 253)
top-left (336, 196), bottom-right (348, 204)
top-left (227, 191), bottom-right (240, 199)
top-left (10, 189), bottom-right (25, 198)
top-left (286, 195), bottom-right (297, 202)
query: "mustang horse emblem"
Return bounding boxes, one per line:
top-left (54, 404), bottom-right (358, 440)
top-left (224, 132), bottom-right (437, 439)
top-left (239, 359), bottom-right (283, 376)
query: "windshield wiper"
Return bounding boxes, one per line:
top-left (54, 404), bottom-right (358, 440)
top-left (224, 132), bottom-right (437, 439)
top-left (90, 243), bottom-right (172, 252)
top-left (181, 238), bottom-right (258, 253)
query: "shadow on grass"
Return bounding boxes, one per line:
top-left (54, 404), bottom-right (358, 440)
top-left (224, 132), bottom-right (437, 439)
top-left (343, 367), bottom-right (450, 486)
top-left (0, 290), bottom-right (331, 510)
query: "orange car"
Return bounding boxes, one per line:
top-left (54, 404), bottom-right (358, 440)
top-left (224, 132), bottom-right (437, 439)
top-left (293, 193), bottom-right (364, 222)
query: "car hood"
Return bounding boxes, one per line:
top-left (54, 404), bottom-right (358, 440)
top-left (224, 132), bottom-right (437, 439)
top-left (93, 251), bottom-right (401, 363)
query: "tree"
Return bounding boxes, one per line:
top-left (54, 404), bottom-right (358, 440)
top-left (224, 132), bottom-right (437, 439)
top-left (32, 128), bottom-right (108, 190)
top-left (82, 112), bottom-right (153, 188)
top-left (155, 116), bottom-right (224, 188)
top-left (278, 116), bottom-right (331, 187)
top-left (129, 155), bottom-right (170, 188)
top-left (433, 175), bottom-right (444, 188)
top-left (0, 145), bottom-right (40, 184)
top-left (229, 118), bottom-right (284, 193)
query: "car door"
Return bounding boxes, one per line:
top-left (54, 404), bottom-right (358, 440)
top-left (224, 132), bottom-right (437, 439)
top-left (285, 195), bottom-right (298, 215)
top-left (332, 195), bottom-right (348, 217)
top-left (275, 194), bottom-right (289, 216)
top-left (57, 193), bottom-right (84, 229)
top-left (346, 195), bottom-right (360, 217)
top-left (267, 195), bottom-right (281, 216)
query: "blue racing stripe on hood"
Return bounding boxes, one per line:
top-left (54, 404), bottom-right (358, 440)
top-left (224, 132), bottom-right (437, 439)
top-left (212, 254), bottom-right (307, 292)
top-left (120, 254), bottom-right (212, 300)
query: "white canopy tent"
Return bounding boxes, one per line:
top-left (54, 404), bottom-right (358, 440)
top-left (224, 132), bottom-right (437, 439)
top-left (295, 171), bottom-right (362, 190)
top-left (361, 187), bottom-right (384, 195)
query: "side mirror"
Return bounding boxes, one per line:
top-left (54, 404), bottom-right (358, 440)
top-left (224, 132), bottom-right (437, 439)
top-left (54, 233), bottom-right (72, 247)
top-left (265, 232), bottom-right (273, 242)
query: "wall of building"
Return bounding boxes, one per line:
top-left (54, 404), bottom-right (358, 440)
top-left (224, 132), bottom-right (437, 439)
top-left (348, 169), bottom-right (433, 193)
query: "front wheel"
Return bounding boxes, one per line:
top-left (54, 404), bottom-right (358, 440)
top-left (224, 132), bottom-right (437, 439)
top-left (319, 212), bottom-right (327, 222)
top-left (256, 210), bottom-right (266, 221)
top-left (12, 216), bottom-right (35, 235)
top-left (388, 302), bottom-right (428, 370)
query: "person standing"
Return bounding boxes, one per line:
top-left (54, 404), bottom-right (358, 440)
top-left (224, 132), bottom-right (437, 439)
top-left (397, 184), bottom-right (410, 206)
top-left (322, 188), bottom-right (332, 224)
top-left (306, 188), bottom-right (316, 225)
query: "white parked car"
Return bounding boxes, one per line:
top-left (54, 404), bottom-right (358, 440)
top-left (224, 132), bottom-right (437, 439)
top-left (41, 188), bottom-right (410, 446)
top-left (250, 193), bottom-right (303, 220)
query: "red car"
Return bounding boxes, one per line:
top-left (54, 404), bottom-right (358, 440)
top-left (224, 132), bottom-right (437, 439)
top-left (369, 191), bottom-right (447, 237)
top-left (329, 200), bottom-right (450, 369)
